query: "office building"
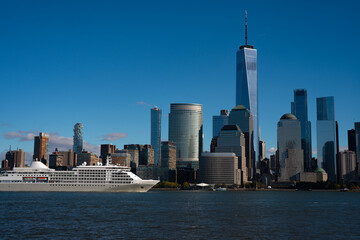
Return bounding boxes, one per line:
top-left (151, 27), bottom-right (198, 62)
top-left (236, 11), bottom-right (259, 169)
top-left (124, 144), bottom-right (154, 166)
top-left (199, 153), bottom-right (241, 185)
top-left (1, 149), bottom-right (25, 170)
top-left (136, 165), bottom-right (158, 180)
top-left (277, 114), bottom-right (304, 182)
top-left (348, 129), bottom-right (356, 152)
top-left (141, 145), bottom-right (154, 166)
top-left (259, 140), bottom-right (265, 161)
top-left (110, 150), bottom-right (131, 167)
top-left (291, 89), bottom-right (312, 172)
top-left (228, 104), bottom-right (254, 180)
top-left (270, 154), bottom-right (277, 173)
top-left (299, 168), bottom-right (328, 183)
top-left (157, 141), bottom-right (177, 182)
top-left (33, 132), bottom-right (49, 165)
top-left (212, 110), bottom-right (229, 137)
top-left (100, 144), bottom-right (116, 165)
top-left (355, 122), bottom-right (360, 164)
top-left (49, 149), bottom-right (77, 170)
top-left (210, 137), bottom-right (218, 153)
top-left (316, 96), bottom-right (337, 182)
top-left (215, 125), bottom-right (247, 184)
top-left (73, 123), bottom-right (83, 154)
top-left (161, 141), bottom-right (176, 170)
top-left (338, 150), bottom-right (356, 183)
top-left (125, 148), bottom-right (139, 168)
top-left (169, 103), bottom-right (203, 169)
top-left (151, 107), bottom-right (161, 166)
top-left (77, 151), bottom-right (101, 166)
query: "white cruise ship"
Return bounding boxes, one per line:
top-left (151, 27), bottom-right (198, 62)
top-left (0, 160), bottom-right (159, 192)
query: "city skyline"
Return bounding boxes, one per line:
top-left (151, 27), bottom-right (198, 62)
top-left (1, 1), bottom-right (360, 164)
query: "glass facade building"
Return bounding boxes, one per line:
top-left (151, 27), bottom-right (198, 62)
top-left (316, 97), bottom-right (337, 182)
top-left (291, 89), bottom-right (312, 171)
top-left (73, 123), bottom-right (83, 154)
top-left (277, 114), bottom-right (303, 182)
top-left (151, 107), bottom-right (162, 166)
top-left (212, 110), bottom-right (229, 137)
top-left (236, 45), bottom-right (258, 169)
top-left (169, 103), bottom-right (203, 169)
top-left (355, 122), bottom-right (360, 164)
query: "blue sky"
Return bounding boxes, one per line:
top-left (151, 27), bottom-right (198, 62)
top-left (1, 0), bottom-right (359, 163)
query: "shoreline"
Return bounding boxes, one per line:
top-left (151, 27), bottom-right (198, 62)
top-left (150, 188), bottom-right (360, 192)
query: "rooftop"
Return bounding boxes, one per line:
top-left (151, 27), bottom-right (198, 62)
top-left (280, 113), bottom-right (297, 120)
top-left (314, 168), bottom-right (326, 174)
top-left (232, 104), bottom-right (250, 112)
top-left (221, 125), bottom-right (242, 132)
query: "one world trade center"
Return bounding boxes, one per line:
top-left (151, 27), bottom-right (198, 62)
top-left (236, 11), bottom-right (258, 176)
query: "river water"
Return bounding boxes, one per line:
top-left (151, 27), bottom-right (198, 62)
top-left (1, 191), bottom-right (359, 239)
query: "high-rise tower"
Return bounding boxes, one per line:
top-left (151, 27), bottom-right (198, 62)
top-left (169, 103), bottom-right (203, 169)
top-left (151, 107), bottom-right (162, 166)
top-left (33, 132), bottom-right (49, 165)
top-left (212, 110), bottom-right (229, 138)
top-left (355, 122), bottom-right (360, 164)
top-left (277, 114), bottom-right (304, 182)
top-left (236, 11), bottom-right (258, 169)
top-left (229, 104), bottom-right (254, 180)
top-left (316, 96), bottom-right (337, 182)
top-left (73, 123), bottom-right (83, 154)
top-left (291, 89), bottom-right (312, 171)
top-left (1, 148), bottom-right (25, 170)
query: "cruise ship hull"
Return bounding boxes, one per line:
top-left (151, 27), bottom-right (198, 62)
top-left (0, 181), bottom-right (158, 192)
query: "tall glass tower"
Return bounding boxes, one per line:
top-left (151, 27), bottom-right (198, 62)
top-left (355, 122), bottom-right (360, 164)
top-left (151, 107), bottom-right (162, 166)
top-left (169, 103), bottom-right (203, 169)
top-left (236, 11), bottom-right (258, 173)
top-left (277, 114), bottom-right (303, 182)
top-left (212, 110), bottom-right (229, 137)
top-left (291, 89), bottom-right (312, 171)
top-left (316, 97), bottom-right (337, 182)
top-left (73, 123), bottom-right (83, 154)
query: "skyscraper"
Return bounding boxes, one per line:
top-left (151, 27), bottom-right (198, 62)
top-left (1, 148), bottom-right (25, 170)
top-left (355, 122), bottom-right (360, 164)
top-left (236, 11), bottom-right (258, 168)
top-left (212, 109), bottom-right (229, 137)
top-left (277, 114), bottom-right (304, 182)
top-left (169, 103), bottom-right (203, 169)
top-left (316, 96), bottom-right (337, 182)
top-left (77, 151), bottom-right (101, 166)
top-left (100, 144), bottom-right (116, 165)
top-left (199, 153), bottom-right (241, 185)
top-left (33, 132), bottom-right (49, 165)
top-left (161, 141), bottom-right (176, 170)
top-left (338, 150), bottom-right (356, 183)
top-left (348, 129), bottom-right (356, 152)
top-left (228, 104), bottom-right (254, 180)
top-left (49, 148), bottom-right (77, 170)
top-left (124, 144), bottom-right (154, 166)
top-left (215, 125), bottom-right (247, 184)
top-left (151, 107), bottom-right (161, 166)
top-left (291, 89), bottom-right (312, 172)
top-left (259, 140), bottom-right (266, 161)
top-left (73, 123), bottom-right (83, 154)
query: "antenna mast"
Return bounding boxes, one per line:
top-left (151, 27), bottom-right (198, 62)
top-left (245, 10), bottom-right (248, 45)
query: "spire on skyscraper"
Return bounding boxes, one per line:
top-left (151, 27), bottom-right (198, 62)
top-left (240, 10), bottom-right (253, 49)
top-left (245, 10), bottom-right (248, 45)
